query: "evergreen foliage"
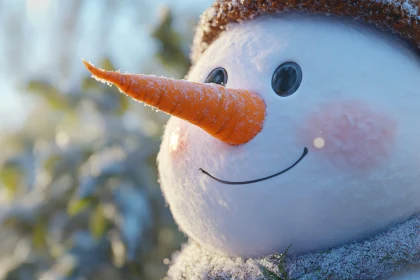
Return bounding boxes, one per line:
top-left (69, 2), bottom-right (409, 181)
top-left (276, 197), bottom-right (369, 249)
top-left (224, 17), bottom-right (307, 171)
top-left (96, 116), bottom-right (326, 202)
top-left (0, 4), bottom-right (192, 280)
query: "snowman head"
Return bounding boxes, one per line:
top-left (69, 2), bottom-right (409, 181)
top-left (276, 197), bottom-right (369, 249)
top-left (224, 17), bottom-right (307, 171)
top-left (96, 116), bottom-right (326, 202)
top-left (84, 2), bottom-right (420, 258)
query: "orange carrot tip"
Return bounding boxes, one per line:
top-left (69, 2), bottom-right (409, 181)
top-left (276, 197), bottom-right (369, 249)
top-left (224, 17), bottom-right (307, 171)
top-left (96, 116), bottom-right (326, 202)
top-left (82, 59), bottom-right (121, 87)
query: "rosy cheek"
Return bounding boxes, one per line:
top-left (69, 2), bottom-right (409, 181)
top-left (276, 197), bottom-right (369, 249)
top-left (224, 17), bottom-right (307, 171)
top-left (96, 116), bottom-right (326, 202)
top-left (300, 100), bottom-right (397, 171)
top-left (168, 126), bottom-right (188, 158)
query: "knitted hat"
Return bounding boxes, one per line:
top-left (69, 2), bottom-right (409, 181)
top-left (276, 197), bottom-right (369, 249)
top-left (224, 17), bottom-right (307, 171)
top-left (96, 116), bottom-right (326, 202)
top-left (191, 0), bottom-right (420, 64)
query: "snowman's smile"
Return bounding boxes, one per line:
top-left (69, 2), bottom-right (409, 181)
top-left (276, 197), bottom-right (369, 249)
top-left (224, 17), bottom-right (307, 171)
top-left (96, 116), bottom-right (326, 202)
top-left (199, 147), bottom-right (309, 185)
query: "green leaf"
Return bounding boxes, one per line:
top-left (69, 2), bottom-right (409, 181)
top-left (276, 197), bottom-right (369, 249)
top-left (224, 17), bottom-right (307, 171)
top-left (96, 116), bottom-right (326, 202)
top-left (151, 6), bottom-right (190, 75)
top-left (26, 80), bottom-right (69, 110)
top-left (100, 57), bottom-right (115, 71)
top-left (67, 197), bottom-right (97, 217)
top-left (114, 93), bottom-right (129, 115)
top-left (89, 203), bottom-right (107, 240)
top-left (277, 244), bottom-right (292, 279)
top-left (43, 154), bottom-right (61, 171)
top-left (258, 264), bottom-right (282, 280)
top-left (82, 76), bottom-right (101, 90)
top-left (258, 244), bottom-right (292, 280)
top-left (33, 218), bottom-right (47, 250)
top-left (5, 263), bottom-right (38, 279)
top-left (0, 164), bottom-right (23, 199)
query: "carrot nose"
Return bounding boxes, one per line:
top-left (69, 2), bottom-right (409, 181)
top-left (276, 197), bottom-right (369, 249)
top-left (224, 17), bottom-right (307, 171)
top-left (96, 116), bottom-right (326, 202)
top-left (82, 60), bottom-right (266, 145)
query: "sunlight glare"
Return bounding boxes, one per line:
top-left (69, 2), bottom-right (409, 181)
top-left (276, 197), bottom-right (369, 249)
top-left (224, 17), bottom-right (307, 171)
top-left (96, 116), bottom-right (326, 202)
top-left (169, 128), bottom-right (181, 152)
top-left (26, 0), bottom-right (51, 21)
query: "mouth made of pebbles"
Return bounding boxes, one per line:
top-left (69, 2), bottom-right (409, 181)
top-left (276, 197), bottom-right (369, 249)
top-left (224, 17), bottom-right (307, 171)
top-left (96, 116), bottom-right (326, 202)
top-left (167, 215), bottom-right (420, 280)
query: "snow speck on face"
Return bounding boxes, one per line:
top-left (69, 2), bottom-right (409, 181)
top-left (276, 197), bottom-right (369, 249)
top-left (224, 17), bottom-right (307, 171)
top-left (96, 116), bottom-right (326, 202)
top-left (313, 137), bottom-right (325, 149)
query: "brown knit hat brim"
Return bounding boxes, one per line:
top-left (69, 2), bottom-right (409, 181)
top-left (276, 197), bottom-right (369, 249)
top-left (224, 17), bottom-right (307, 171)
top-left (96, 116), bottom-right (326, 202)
top-left (191, 0), bottom-right (420, 64)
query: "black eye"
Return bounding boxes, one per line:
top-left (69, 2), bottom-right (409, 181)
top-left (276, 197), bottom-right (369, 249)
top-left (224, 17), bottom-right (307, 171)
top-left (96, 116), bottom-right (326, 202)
top-left (205, 67), bottom-right (228, 86)
top-left (272, 62), bottom-right (302, 97)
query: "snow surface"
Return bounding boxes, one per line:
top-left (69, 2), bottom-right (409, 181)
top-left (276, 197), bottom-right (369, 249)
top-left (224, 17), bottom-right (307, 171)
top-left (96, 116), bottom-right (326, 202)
top-left (167, 215), bottom-right (420, 279)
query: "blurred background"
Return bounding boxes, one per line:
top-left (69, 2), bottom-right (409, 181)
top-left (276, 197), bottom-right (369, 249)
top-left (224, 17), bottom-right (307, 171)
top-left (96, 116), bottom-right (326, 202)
top-left (0, 0), bottom-right (212, 279)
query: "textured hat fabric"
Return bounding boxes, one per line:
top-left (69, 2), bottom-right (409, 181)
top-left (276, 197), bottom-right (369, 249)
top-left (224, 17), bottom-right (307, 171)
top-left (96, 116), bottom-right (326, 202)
top-left (191, 0), bottom-right (420, 64)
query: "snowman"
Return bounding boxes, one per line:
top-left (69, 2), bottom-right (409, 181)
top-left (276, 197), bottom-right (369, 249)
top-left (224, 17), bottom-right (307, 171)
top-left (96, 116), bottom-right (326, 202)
top-left (83, 0), bottom-right (420, 279)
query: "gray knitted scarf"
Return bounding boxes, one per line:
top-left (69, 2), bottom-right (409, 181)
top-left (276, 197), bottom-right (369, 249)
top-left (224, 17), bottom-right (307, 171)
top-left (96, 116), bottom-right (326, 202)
top-left (167, 216), bottom-right (420, 280)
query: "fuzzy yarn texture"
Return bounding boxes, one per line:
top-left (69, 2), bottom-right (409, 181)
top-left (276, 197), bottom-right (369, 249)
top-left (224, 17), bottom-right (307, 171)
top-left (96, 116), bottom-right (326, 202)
top-left (167, 215), bottom-right (420, 280)
top-left (191, 0), bottom-right (420, 64)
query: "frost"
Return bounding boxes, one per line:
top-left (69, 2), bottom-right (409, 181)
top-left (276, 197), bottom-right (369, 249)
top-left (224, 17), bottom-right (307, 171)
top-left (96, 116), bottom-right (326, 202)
top-left (206, 7), bottom-right (217, 19)
top-left (168, 215), bottom-right (420, 279)
top-left (376, 0), bottom-right (420, 19)
top-left (191, 0), bottom-right (420, 64)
